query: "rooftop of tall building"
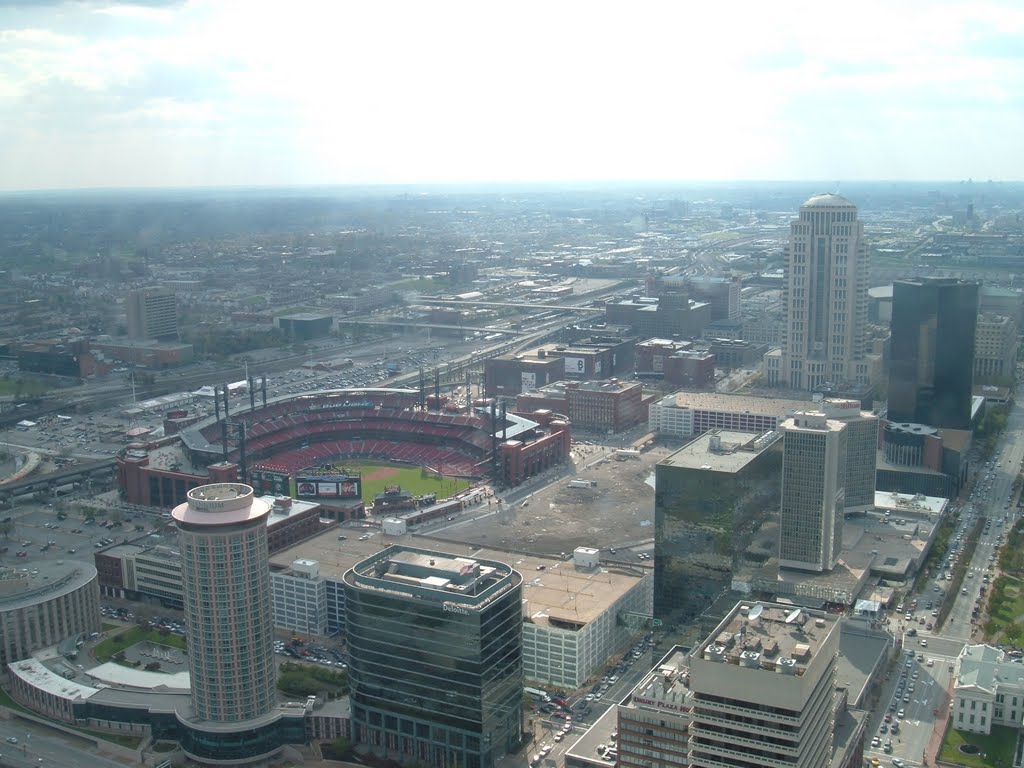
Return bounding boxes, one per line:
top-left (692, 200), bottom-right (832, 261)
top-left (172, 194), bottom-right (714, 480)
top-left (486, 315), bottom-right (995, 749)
top-left (698, 602), bottom-right (839, 675)
top-left (802, 193), bottom-right (856, 208)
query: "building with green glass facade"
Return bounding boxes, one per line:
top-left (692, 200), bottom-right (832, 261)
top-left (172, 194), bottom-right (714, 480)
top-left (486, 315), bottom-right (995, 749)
top-left (654, 430), bottom-right (783, 629)
top-left (344, 545), bottom-right (524, 768)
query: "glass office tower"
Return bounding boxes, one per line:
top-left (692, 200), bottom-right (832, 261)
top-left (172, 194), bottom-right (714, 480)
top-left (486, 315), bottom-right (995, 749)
top-left (344, 546), bottom-right (523, 768)
top-left (889, 277), bottom-right (979, 429)
top-left (654, 430), bottom-right (783, 628)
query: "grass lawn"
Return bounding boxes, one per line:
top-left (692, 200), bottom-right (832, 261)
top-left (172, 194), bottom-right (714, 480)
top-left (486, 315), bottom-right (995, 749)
top-left (101, 622), bottom-right (120, 632)
top-left (322, 462), bottom-right (471, 505)
top-left (940, 725), bottom-right (1020, 768)
top-left (984, 575), bottom-right (1024, 645)
top-left (94, 626), bottom-right (186, 662)
top-left (0, 378), bottom-right (49, 397)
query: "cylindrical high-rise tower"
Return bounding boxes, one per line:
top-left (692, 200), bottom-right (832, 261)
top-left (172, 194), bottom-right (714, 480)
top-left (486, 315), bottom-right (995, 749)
top-left (172, 483), bottom-right (276, 722)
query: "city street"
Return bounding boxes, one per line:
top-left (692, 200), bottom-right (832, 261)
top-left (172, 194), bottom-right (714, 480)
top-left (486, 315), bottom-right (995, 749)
top-left (0, 718), bottom-right (129, 768)
top-left (865, 382), bottom-right (1024, 767)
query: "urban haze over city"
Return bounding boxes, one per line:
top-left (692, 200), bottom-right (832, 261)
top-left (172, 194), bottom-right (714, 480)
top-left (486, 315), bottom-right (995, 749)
top-left (1, 2), bottom-right (1024, 768)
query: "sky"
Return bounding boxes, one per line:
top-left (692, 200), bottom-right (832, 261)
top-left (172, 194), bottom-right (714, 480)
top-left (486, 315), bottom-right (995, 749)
top-left (1, 0), bottom-right (1023, 191)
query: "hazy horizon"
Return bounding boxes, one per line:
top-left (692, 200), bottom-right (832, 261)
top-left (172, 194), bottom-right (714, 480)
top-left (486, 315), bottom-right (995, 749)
top-left (2, 0), bottom-right (1023, 191)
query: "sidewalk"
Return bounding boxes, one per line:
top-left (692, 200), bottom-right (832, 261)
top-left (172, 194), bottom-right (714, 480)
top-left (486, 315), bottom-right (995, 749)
top-left (923, 678), bottom-right (953, 767)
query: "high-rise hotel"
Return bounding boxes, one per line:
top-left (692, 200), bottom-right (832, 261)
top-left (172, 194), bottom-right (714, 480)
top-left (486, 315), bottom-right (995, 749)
top-left (765, 194), bottom-right (879, 391)
top-left (172, 483), bottom-right (277, 722)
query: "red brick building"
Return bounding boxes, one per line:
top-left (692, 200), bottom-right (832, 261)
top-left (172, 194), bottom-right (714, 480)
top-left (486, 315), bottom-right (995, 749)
top-left (516, 379), bottom-right (646, 433)
top-left (499, 418), bottom-right (571, 486)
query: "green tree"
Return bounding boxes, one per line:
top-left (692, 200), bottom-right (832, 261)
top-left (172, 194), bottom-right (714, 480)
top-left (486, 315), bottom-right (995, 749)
top-left (322, 736), bottom-right (354, 761)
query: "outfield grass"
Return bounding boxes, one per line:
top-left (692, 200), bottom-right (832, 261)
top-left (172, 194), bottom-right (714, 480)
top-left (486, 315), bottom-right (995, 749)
top-left (337, 462), bottom-right (471, 505)
top-left (940, 725), bottom-right (1019, 768)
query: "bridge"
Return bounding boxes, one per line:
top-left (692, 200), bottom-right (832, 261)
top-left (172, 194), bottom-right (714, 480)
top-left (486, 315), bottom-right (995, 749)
top-left (0, 458), bottom-right (117, 498)
top-left (340, 320), bottom-right (526, 335)
top-left (416, 298), bottom-right (606, 312)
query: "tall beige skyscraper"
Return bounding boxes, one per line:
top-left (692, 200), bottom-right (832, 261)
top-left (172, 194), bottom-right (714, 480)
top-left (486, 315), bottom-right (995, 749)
top-left (823, 398), bottom-right (878, 514)
top-left (172, 483), bottom-right (276, 722)
top-left (765, 194), bottom-right (878, 391)
top-left (779, 412), bottom-right (847, 573)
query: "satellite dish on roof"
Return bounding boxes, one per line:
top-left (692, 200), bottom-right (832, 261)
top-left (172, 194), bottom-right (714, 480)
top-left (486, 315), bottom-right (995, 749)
top-left (748, 603), bottom-right (764, 622)
top-left (786, 608), bottom-right (802, 625)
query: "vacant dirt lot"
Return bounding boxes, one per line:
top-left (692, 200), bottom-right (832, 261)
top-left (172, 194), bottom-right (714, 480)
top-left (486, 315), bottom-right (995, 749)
top-left (433, 441), bottom-right (683, 557)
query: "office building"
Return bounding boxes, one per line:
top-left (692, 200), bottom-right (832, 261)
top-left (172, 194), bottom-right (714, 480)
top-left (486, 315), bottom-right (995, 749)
top-left (344, 545), bottom-right (524, 768)
top-left (172, 483), bottom-right (277, 723)
top-left (888, 277), bottom-right (979, 429)
top-left (974, 313), bottom-right (1018, 384)
top-left (648, 391), bottom-right (812, 439)
top-left (0, 561), bottom-right (101, 668)
top-left (616, 646), bottom-right (693, 768)
top-left (765, 194), bottom-right (878, 391)
top-left (779, 413), bottom-right (847, 573)
top-left (272, 558), bottom-right (328, 636)
top-left (654, 430), bottom-right (783, 626)
top-left (688, 602), bottom-right (838, 768)
top-left (823, 399), bottom-right (878, 513)
top-left (127, 287), bottom-right (179, 341)
top-left (877, 420), bottom-right (972, 498)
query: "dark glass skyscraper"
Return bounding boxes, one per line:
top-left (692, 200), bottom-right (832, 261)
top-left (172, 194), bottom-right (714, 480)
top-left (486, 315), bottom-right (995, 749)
top-left (344, 546), bottom-right (523, 768)
top-left (888, 278), bottom-right (979, 429)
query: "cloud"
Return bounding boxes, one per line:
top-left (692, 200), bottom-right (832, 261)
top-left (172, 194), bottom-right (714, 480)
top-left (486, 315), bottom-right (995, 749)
top-left (1, 0), bottom-right (1023, 189)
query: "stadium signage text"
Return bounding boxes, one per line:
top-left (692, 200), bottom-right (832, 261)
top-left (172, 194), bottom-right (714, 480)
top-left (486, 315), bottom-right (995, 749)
top-left (308, 401), bottom-right (375, 411)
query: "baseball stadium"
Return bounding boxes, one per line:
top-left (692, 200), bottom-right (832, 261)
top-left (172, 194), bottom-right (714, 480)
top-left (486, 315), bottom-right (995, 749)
top-left (117, 386), bottom-right (571, 511)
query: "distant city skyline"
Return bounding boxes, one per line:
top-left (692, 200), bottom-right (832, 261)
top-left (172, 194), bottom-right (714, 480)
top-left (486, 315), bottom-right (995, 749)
top-left (1, 0), bottom-right (1023, 191)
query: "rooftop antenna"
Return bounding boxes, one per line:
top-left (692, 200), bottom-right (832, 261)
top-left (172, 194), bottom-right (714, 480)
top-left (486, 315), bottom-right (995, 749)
top-left (785, 608), bottom-right (802, 625)
top-left (834, 181), bottom-right (841, 194)
top-left (748, 603), bottom-right (764, 623)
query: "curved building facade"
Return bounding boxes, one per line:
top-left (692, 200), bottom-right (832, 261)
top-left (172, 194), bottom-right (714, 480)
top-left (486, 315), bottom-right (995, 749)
top-left (0, 560), bottom-right (100, 667)
top-left (173, 483), bottom-right (276, 722)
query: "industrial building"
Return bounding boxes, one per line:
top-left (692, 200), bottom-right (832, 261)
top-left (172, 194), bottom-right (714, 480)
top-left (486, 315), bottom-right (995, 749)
top-left (605, 292), bottom-right (711, 339)
top-left (275, 312), bottom-right (334, 341)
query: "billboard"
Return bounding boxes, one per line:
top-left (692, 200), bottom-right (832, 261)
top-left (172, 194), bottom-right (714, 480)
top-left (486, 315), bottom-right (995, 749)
top-left (521, 371), bottom-right (536, 391)
top-left (564, 357), bottom-right (585, 374)
top-left (296, 475), bottom-right (361, 499)
top-left (250, 468), bottom-right (290, 496)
